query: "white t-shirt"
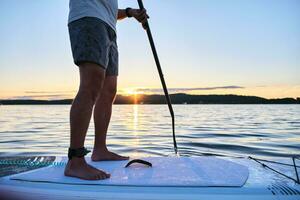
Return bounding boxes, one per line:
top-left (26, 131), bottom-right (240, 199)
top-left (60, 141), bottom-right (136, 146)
top-left (68, 0), bottom-right (118, 32)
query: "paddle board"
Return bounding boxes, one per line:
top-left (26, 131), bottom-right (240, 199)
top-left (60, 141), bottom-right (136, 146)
top-left (0, 156), bottom-right (299, 200)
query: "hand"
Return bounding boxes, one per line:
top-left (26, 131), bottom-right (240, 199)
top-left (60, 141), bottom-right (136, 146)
top-left (129, 8), bottom-right (149, 29)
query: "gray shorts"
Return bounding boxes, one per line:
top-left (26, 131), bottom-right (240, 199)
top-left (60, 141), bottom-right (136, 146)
top-left (68, 17), bottom-right (119, 76)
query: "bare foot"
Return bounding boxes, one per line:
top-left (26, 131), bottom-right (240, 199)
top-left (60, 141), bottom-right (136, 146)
top-left (91, 149), bottom-right (129, 161)
top-left (64, 157), bottom-right (110, 180)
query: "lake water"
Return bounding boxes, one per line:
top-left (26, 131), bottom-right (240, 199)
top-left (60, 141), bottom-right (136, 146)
top-left (0, 105), bottom-right (299, 159)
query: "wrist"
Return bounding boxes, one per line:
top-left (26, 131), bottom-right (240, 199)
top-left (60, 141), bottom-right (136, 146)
top-left (125, 7), bottom-right (133, 18)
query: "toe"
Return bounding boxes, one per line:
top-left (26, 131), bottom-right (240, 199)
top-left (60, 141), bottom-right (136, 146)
top-left (100, 174), bottom-right (107, 180)
top-left (123, 156), bottom-right (130, 160)
top-left (96, 174), bottom-right (102, 180)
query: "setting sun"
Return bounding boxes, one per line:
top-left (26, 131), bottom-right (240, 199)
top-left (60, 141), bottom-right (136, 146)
top-left (119, 88), bottom-right (142, 104)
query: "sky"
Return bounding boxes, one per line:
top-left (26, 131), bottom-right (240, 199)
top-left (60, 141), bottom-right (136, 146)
top-left (0, 0), bottom-right (299, 100)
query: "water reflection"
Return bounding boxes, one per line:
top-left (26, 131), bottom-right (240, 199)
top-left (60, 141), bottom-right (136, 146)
top-left (0, 105), bottom-right (299, 158)
top-left (131, 105), bottom-right (141, 157)
top-left (133, 104), bottom-right (139, 131)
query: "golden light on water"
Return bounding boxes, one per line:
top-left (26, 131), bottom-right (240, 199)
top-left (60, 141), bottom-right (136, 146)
top-left (133, 104), bottom-right (139, 131)
top-left (109, 104), bottom-right (144, 157)
top-left (132, 104), bottom-right (141, 157)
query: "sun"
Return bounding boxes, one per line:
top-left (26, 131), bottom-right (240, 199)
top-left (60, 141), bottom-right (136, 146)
top-left (121, 88), bottom-right (144, 104)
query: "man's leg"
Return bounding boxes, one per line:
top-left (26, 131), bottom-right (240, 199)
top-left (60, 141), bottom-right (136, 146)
top-left (91, 76), bottom-right (129, 161)
top-left (64, 62), bottom-right (110, 180)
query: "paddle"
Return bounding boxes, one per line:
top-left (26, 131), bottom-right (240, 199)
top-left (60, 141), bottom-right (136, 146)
top-left (137, 0), bottom-right (178, 155)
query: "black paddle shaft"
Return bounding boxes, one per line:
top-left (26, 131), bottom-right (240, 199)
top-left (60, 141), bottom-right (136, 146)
top-left (137, 0), bottom-right (178, 155)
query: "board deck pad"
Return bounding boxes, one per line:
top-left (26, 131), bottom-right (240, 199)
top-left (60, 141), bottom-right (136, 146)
top-left (0, 156), bottom-right (55, 177)
top-left (10, 157), bottom-right (249, 187)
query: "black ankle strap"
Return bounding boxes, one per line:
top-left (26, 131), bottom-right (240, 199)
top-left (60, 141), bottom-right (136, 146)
top-left (68, 147), bottom-right (90, 160)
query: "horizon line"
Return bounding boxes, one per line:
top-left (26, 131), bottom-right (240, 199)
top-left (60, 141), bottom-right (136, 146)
top-left (1, 93), bottom-right (299, 101)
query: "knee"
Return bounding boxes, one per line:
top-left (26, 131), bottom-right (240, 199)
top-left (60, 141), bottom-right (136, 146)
top-left (79, 76), bottom-right (104, 103)
top-left (102, 83), bottom-right (117, 103)
top-left (79, 63), bottom-right (106, 103)
top-left (79, 83), bottom-right (102, 103)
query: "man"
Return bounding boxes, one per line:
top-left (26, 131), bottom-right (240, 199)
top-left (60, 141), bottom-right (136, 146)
top-left (65, 0), bottom-right (149, 180)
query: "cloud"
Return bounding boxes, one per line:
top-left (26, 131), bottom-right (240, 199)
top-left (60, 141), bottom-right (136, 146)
top-left (8, 94), bottom-right (71, 100)
top-left (4, 86), bottom-right (245, 100)
top-left (134, 85), bottom-right (245, 93)
top-left (4, 90), bottom-right (99, 100)
top-left (7, 91), bottom-right (77, 100)
top-left (25, 91), bottom-right (75, 94)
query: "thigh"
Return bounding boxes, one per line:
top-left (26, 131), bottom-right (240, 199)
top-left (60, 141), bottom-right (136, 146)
top-left (68, 17), bottom-right (111, 70)
top-left (106, 39), bottom-right (119, 77)
top-left (79, 62), bottom-right (106, 88)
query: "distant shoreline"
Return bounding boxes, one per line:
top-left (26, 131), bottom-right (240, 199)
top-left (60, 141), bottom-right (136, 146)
top-left (1, 94), bottom-right (299, 105)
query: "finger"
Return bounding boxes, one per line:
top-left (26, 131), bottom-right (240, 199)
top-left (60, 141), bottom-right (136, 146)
top-left (138, 9), bottom-right (147, 17)
top-left (141, 17), bottom-right (148, 24)
top-left (142, 23), bottom-right (148, 30)
top-left (140, 13), bottom-right (148, 20)
top-left (136, 17), bottom-right (145, 23)
top-left (96, 174), bottom-right (102, 180)
top-left (135, 16), bottom-right (143, 22)
top-left (137, 16), bottom-right (147, 23)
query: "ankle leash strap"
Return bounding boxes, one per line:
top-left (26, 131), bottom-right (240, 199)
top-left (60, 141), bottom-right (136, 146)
top-left (68, 147), bottom-right (90, 160)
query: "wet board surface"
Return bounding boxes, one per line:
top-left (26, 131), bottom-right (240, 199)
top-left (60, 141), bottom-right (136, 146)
top-left (10, 156), bottom-right (249, 187)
